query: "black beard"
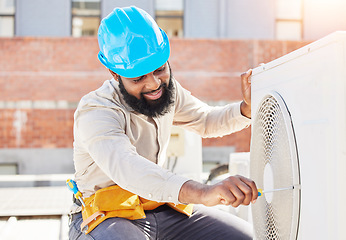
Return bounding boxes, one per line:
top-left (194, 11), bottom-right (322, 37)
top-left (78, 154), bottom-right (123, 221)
top-left (118, 75), bottom-right (175, 118)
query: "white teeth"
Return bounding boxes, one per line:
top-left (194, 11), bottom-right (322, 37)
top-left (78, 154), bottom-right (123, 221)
top-left (144, 88), bottom-right (162, 100)
top-left (148, 89), bottom-right (161, 95)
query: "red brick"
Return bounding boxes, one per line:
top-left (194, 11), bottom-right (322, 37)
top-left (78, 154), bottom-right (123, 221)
top-left (0, 37), bottom-right (310, 150)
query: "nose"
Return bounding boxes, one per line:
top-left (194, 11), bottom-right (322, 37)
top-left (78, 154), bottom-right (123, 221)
top-left (145, 73), bottom-right (161, 91)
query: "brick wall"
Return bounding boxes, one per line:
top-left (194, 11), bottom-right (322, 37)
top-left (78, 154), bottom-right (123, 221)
top-left (0, 37), bottom-right (309, 151)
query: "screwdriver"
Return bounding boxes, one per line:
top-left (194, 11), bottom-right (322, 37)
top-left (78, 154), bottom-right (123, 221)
top-left (66, 179), bottom-right (86, 207)
top-left (258, 185), bottom-right (299, 197)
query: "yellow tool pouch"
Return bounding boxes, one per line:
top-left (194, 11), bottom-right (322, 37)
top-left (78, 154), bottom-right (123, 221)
top-left (80, 185), bottom-right (193, 234)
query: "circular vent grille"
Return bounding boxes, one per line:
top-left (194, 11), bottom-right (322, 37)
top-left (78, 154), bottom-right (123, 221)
top-left (250, 92), bottom-right (300, 240)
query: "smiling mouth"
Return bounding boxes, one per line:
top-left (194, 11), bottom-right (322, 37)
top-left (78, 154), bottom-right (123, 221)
top-left (143, 86), bottom-right (163, 101)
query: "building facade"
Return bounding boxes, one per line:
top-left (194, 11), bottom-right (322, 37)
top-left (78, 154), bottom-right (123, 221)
top-left (1, 0), bottom-right (344, 175)
top-left (1, 0), bottom-right (346, 40)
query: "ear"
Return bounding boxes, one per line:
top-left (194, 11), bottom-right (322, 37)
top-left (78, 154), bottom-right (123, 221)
top-left (108, 69), bottom-right (119, 82)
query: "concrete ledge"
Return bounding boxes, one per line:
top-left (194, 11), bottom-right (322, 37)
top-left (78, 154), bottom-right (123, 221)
top-left (0, 174), bottom-right (73, 188)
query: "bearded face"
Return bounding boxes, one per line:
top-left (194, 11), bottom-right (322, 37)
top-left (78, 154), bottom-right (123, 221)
top-left (116, 63), bottom-right (175, 118)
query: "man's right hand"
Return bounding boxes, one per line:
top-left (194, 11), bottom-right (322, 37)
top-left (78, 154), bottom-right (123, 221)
top-left (178, 175), bottom-right (258, 208)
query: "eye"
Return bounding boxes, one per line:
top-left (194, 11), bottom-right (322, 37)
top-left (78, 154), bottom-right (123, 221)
top-left (133, 76), bottom-right (144, 83)
top-left (155, 66), bottom-right (166, 73)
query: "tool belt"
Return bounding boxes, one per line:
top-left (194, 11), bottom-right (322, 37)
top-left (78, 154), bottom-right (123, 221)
top-left (79, 185), bottom-right (193, 234)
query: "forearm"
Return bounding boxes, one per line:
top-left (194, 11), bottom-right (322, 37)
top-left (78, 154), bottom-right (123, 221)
top-left (178, 180), bottom-right (228, 207)
top-left (202, 102), bottom-right (251, 137)
top-left (174, 80), bottom-right (250, 138)
top-left (178, 180), bottom-right (206, 204)
top-left (240, 100), bottom-right (251, 119)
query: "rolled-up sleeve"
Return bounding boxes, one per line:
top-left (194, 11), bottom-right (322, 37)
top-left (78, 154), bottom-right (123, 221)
top-left (75, 108), bottom-right (190, 204)
top-left (173, 80), bottom-right (251, 137)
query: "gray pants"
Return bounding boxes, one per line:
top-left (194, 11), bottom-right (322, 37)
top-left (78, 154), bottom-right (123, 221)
top-left (69, 204), bottom-right (253, 240)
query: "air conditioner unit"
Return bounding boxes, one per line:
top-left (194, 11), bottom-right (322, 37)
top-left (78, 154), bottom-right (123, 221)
top-left (165, 126), bottom-right (203, 182)
top-left (250, 31), bottom-right (346, 240)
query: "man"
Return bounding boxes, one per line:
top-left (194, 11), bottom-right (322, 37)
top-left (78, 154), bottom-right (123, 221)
top-left (69, 6), bottom-right (258, 240)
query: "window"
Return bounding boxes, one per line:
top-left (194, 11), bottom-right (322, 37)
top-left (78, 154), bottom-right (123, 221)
top-left (0, 163), bottom-right (18, 175)
top-left (275, 0), bottom-right (303, 40)
top-left (72, 0), bottom-right (100, 37)
top-left (0, 0), bottom-right (15, 37)
top-left (156, 0), bottom-right (184, 38)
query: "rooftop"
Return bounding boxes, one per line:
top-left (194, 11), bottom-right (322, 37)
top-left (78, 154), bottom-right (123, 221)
top-left (0, 175), bottom-right (73, 240)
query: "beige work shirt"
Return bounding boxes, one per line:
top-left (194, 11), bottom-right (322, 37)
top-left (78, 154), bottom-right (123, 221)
top-left (73, 78), bottom-right (251, 204)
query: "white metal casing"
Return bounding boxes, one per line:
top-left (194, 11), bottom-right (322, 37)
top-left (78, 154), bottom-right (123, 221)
top-left (250, 31), bottom-right (346, 239)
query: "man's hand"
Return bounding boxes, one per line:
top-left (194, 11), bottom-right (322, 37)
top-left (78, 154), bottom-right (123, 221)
top-left (240, 69), bottom-right (252, 119)
top-left (179, 175), bottom-right (258, 208)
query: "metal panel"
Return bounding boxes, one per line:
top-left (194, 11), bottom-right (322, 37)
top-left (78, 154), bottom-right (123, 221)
top-left (185, 0), bottom-right (275, 39)
top-left (226, 0), bottom-right (275, 39)
top-left (16, 0), bottom-right (71, 37)
top-left (184, 0), bottom-right (220, 38)
top-left (251, 31), bottom-right (346, 239)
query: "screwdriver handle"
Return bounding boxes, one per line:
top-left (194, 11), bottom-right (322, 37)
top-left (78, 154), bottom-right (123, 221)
top-left (66, 179), bottom-right (83, 200)
top-left (258, 188), bottom-right (263, 197)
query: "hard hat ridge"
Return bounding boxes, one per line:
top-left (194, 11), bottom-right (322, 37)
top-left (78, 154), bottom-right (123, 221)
top-left (97, 6), bottom-right (170, 78)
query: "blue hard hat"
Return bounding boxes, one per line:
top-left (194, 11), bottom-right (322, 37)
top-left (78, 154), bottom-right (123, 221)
top-left (97, 6), bottom-right (170, 78)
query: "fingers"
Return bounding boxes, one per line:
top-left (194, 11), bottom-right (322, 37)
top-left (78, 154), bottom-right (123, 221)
top-left (200, 175), bottom-right (258, 208)
top-left (218, 189), bottom-right (236, 205)
top-left (238, 175), bottom-right (258, 204)
top-left (233, 179), bottom-right (253, 206)
top-left (241, 69), bottom-right (252, 84)
top-left (219, 175), bottom-right (258, 208)
top-left (240, 69), bottom-right (252, 112)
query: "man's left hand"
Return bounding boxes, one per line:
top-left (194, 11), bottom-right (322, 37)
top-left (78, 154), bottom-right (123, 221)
top-left (240, 69), bottom-right (252, 118)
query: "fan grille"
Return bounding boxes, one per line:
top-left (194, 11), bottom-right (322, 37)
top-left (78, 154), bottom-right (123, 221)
top-left (250, 92), bottom-right (300, 240)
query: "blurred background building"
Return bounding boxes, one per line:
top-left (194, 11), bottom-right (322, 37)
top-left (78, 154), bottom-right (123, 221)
top-left (2, 0), bottom-right (346, 175)
top-left (0, 1), bottom-right (346, 238)
top-left (2, 0), bottom-right (346, 40)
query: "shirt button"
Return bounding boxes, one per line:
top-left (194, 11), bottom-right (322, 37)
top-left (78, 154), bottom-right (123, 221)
top-left (148, 193), bottom-right (152, 198)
